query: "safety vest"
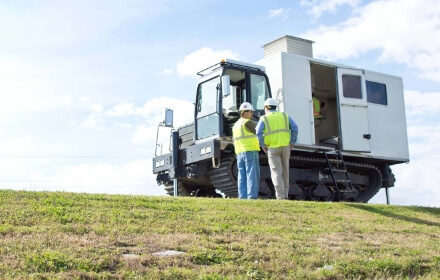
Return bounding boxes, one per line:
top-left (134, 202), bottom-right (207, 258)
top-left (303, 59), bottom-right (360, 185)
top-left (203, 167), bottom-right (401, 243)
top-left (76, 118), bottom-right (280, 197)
top-left (313, 97), bottom-right (322, 119)
top-left (261, 111), bottom-right (291, 148)
top-left (232, 118), bottom-right (260, 154)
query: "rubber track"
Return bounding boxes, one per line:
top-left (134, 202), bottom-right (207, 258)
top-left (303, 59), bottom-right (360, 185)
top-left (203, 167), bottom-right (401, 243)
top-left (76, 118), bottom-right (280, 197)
top-left (290, 154), bottom-right (382, 202)
top-left (207, 155), bottom-right (238, 198)
top-left (208, 153), bottom-right (382, 202)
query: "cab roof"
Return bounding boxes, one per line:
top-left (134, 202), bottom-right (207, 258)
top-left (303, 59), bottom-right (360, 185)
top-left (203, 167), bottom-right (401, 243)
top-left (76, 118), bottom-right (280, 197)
top-left (197, 59), bottom-right (265, 77)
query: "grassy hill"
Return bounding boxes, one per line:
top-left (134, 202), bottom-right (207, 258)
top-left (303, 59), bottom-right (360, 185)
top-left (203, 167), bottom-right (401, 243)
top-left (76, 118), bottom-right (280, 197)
top-left (0, 190), bottom-right (439, 279)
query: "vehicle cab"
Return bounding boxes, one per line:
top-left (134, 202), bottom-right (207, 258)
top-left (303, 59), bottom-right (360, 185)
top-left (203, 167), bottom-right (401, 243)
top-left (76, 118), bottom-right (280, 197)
top-left (194, 59), bottom-right (272, 143)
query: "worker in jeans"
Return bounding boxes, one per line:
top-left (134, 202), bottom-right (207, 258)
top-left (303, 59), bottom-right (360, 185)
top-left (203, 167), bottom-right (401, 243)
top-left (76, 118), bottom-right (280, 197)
top-left (232, 102), bottom-right (260, 199)
top-left (256, 98), bottom-right (298, 199)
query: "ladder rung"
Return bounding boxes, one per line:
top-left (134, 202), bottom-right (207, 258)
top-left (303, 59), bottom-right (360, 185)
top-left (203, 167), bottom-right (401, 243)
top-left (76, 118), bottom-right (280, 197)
top-left (325, 168), bottom-right (347, 173)
top-left (328, 159), bottom-right (343, 163)
top-left (336, 179), bottom-right (350, 183)
top-left (334, 169), bottom-right (347, 173)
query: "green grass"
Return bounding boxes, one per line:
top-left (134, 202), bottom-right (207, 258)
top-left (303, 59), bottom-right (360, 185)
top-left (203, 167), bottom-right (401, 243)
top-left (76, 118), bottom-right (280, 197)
top-left (0, 190), bottom-right (439, 279)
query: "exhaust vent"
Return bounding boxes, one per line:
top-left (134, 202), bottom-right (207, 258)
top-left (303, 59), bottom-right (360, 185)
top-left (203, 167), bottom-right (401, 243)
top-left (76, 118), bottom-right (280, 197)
top-left (263, 35), bottom-right (314, 58)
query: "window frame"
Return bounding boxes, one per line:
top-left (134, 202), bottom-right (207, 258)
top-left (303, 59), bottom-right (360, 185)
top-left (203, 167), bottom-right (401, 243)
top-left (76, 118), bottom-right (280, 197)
top-left (196, 76), bottom-right (220, 119)
top-left (195, 75), bottom-right (221, 140)
top-left (249, 73), bottom-right (270, 111)
top-left (366, 80), bottom-right (388, 106)
top-left (342, 74), bottom-right (363, 99)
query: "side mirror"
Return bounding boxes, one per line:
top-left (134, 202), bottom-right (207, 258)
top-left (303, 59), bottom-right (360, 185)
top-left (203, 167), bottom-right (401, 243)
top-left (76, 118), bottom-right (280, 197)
top-left (221, 75), bottom-right (231, 97)
top-left (164, 108), bottom-right (173, 127)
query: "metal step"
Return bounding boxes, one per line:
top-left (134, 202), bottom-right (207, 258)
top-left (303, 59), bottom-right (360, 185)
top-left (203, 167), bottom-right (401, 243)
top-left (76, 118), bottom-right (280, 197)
top-left (336, 179), bottom-right (350, 183)
top-left (324, 167), bottom-right (347, 173)
top-left (338, 188), bottom-right (353, 193)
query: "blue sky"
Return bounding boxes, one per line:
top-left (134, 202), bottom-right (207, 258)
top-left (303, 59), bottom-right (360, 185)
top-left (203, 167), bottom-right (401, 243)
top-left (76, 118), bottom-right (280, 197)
top-left (1, 0), bottom-right (439, 206)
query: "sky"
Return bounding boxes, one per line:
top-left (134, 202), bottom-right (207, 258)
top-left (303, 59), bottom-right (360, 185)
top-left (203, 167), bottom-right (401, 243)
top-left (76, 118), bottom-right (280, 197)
top-left (1, 0), bottom-right (439, 207)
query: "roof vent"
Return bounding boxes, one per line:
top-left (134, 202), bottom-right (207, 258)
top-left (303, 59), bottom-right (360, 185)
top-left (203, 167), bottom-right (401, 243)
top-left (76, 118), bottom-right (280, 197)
top-left (263, 35), bottom-right (314, 58)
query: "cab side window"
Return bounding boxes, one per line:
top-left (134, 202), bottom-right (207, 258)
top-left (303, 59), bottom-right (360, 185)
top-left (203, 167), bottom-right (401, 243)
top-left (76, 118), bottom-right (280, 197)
top-left (197, 77), bottom-right (219, 118)
top-left (250, 74), bottom-right (269, 110)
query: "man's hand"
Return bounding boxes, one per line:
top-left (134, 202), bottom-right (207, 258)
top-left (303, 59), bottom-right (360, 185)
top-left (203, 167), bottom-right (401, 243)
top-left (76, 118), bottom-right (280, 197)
top-left (262, 146), bottom-right (268, 153)
top-left (290, 144), bottom-right (294, 150)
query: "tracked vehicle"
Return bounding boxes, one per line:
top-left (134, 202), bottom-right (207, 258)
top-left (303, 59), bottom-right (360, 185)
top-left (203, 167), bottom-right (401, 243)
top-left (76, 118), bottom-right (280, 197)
top-left (153, 35), bottom-right (409, 202)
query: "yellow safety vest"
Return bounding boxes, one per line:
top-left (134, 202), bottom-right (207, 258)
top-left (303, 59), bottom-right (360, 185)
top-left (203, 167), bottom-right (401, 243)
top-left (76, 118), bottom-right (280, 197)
top-left (262, 111), bottom-right (291, 148)
top-left (313, 97), bottom-right (322, 119)
top-left (232, 118), bottom-right (260, 154)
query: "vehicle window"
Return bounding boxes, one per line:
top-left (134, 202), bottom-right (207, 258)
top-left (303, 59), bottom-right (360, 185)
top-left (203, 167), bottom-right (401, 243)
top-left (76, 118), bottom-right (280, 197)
top-left (250, 74), bottom-right (269, 110)
top-left (223, 69), bottom-right (246, 114)
top-left (197, 77), bottom-right (219, 118)
top-left (342, 75), bottom-right (362, 99)
top-left (367, 80), bottom-right (387, 105)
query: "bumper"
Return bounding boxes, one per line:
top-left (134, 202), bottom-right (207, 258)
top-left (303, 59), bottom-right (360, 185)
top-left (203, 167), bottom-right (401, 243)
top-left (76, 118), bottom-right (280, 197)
top-left (153, 139), bottom-right (220, 174)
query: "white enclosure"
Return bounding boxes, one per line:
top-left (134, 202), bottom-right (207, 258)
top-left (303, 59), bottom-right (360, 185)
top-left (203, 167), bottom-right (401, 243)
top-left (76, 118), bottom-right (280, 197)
top-left (258, 46), bottom-right (409, 162)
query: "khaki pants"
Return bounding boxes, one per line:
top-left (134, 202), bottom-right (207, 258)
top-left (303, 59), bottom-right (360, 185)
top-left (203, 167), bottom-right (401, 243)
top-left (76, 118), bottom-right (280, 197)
top-left (267, 145), bottom-right (291, 199)
top-left (314, 119), bottom-right (321, 145)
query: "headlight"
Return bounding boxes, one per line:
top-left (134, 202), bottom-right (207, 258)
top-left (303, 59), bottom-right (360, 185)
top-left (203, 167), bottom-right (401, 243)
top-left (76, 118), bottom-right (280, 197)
top-left (155, 159), bottom-right (165, 168)
top-left (200, 146), bottom-right (211, 155)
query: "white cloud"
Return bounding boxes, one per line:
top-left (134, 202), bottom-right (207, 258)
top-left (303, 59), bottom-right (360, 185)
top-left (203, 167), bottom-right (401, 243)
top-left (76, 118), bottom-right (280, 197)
top-left (1, 159), bottom-right (166, 196)
top-left (80, 115), bottom-right (99, 129)
top-left (106, 103), bottom-right (136, 117)
top-left (80, 118), bottom-right (96, 128)
top-left (91, 104), bottom-right (103, 113)
top-left (106, 97), bottom-right (194, 145)
top-left (131, 97), bottom-right (194, 145)
top-left (0, 137), bottom-right (38, 157)
top-left (300, 0), bottom-right (361, 19)
top-left (155, 68), bottom-right (174, 77)
top-left (369, 90), bottom-right (440, 206)
top-left (177, 48), bottom-right (239, 77)
top-left (113, 122), bottom-right (133, 129)
top-left (0, 1), bottom-right (167, 51)
top-left (402, 90), bottom-right (440, 205)
top-left (404, 90), bottom-right (440, 118)
top-left (302, 0), bottom-right (440, 83)
top-left (106, 97), bottom-right (193, 123)
top-left (268, 8), bottom-right (290, 20)
top-left (371, 159), bottom-right (440, 207)
top-left (132, 125), bottom-right (159, 144)
top-left (0, 56), bottom-right (72, 116)
top-left (0, 96), bottom-right (196, 197)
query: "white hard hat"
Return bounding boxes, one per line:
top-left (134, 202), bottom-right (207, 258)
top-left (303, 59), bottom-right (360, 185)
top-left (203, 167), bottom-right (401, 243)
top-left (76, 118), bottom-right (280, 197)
top-left (239, 102), bottom-right (254, 111)
top-left (264, 98), bottom-right (278, 107)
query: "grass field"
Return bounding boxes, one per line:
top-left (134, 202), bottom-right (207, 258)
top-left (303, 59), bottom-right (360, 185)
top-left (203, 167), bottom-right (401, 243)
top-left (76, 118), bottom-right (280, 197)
top-left (0, 190), bottom-right (439, 279)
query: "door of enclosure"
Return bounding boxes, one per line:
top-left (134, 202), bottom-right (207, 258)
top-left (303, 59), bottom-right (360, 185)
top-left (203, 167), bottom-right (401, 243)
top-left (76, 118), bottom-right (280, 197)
top-left (337, 68), bottom-right (371, 152)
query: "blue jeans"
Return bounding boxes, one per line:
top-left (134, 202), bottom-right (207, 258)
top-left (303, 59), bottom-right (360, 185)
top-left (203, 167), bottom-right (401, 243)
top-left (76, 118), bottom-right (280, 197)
top-left (237, 151), bottom-right (260, 199)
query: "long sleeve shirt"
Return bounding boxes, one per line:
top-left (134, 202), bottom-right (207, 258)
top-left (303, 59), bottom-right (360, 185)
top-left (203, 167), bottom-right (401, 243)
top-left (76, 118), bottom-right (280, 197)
top-left (256, 110), bottom-right (298, 148)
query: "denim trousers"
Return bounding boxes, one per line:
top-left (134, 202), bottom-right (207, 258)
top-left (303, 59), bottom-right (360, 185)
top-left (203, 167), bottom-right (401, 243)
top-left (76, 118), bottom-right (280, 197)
top-left (236, 151), bottom-right (260, 199)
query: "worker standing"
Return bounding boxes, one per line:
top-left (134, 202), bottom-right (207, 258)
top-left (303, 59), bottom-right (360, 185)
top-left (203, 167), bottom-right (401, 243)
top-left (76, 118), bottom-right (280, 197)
top-left (312, 93), bottom-right (325, 144)
top-left (232, 102), bottom-right (260, 199)
top-left (256, 98), bottom-right (298, 200)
